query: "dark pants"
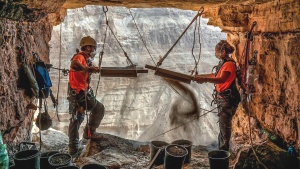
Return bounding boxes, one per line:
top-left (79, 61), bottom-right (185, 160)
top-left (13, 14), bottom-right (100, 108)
top-left (217, 97), bottom-right (237, 151)
top-left (68, 90), bottom-right (105, 148)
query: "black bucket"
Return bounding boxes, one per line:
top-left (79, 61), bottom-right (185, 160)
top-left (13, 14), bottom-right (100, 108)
top-left (40, 151), bottom-right (59, 169)
top-left (13, 149), bottom-right (40, 169)
top-left (150, 141), bottom-right (169, 166)
top-left (48, 153), bottom-right (72, 169)
top-left (57, 166), bottom-right (80, 169)
top-left (164, 144), bottom-right (188, 169)
top-left (81, 163), bottom-right (108, 169)
top-left (171, 139), bottom-right (192, 163)
top-left (208, 150), bottom-right (230, 169)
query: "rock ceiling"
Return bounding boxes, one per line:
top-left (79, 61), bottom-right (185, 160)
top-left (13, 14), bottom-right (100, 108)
top-left (0, 0), bottom-right (273, 28)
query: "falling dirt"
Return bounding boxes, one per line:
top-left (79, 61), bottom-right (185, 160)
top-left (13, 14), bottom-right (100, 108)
top-left (165, 79), bottom-right (200, 128)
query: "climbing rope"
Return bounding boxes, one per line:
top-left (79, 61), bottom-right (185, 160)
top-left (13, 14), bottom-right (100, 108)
top-left (247, 101), bottom-right (268, 169)
top-left (190, 14), bottom-right (202, 76)
top-left (102, 6), bottom-right (135, 66)
top-left (156, 7), bottom-right (204, 67)
top-left (84, 88), bottom-right (90, 138)
top-left (128, 8), bottom-right (156, 66)
top-left (148, 106), bottom-right (217, 140)
top-left (38, 91), bottom-right (46, 151)
top-left (95, 6), bottom-right (109, 96)
top-left (54, 23), bottom-right (63, 121)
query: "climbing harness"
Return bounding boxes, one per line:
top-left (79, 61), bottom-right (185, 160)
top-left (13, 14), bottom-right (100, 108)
top-left (145, 7), bottom-right (204, 84)
top-left (211, 58), bottom-right (241, 107)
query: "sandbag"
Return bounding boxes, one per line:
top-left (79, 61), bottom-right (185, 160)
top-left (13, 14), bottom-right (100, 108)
top-left (36, 112), bottom-right (52, 130)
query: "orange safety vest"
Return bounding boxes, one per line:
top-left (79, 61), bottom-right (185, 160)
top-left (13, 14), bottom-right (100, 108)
top-left (215, 61), bottom-right (236, 92)
top-left (69, 52), bottom-right (89, 94)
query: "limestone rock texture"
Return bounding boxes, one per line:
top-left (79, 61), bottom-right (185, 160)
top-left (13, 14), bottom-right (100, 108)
top-left (0, 0), bottom-right (300, 168)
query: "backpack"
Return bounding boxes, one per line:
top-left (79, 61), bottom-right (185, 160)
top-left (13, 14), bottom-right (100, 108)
top-left (33, 62), bottom-right (52, 98)
top-left (17, 64), bottom-right (39, 98)
top-left (17, 47), bottom-right (39, 98)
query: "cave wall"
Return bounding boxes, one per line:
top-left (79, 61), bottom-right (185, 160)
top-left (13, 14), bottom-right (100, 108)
top-left (0, 18), bottom-right (53, 150)
top-left (226, 0), bottom-right (300, 151)
top-left (0, 0), bottom-right (299, 156)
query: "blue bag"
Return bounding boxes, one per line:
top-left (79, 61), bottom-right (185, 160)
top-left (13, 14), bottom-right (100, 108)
top-left (33, 62), bottom-right (52, 98)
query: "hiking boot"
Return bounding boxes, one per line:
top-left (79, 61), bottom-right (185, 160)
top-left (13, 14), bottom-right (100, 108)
top-left (83, 129), bottom-right (103, 141)
top-left (68, 145), bottom-right (84, 156)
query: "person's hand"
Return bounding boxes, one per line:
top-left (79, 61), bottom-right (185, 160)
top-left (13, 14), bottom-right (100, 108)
top-left (194, 75), bottom-right (207, 84)
top-left (88, 66), bottom-right (100, 73)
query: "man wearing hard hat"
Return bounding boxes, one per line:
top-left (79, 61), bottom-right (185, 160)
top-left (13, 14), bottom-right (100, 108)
top-left (68, 36), bottom-right (105, 155)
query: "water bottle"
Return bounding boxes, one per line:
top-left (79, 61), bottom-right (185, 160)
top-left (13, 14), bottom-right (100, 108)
top-left (0, 131), bottom-right (3, 144)
top-left (0, 131), bottom-right (9, 169)
top-left (287, 145), bottom-right (296, 156)
top-left (0, 144), bottom-right (8, 169)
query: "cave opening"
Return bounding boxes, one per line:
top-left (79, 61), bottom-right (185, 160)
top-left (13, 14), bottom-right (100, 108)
top-left (45, 5), bottom-right (227, 147)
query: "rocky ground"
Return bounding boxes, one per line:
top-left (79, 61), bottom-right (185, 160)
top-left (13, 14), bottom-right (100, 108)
top-left (12, 126), bottom-right (298, 169)
top-left (31, 128), bottom-right (211, 169)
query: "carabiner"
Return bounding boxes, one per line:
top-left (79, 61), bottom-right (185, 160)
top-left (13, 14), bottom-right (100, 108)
top-left (62, 68), bottom-right (69, 76)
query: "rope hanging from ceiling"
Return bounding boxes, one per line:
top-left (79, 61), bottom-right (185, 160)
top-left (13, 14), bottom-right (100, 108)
top-left (145, 7), bottom-right (204, 84)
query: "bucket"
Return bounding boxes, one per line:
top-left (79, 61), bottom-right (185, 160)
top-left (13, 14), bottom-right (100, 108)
top-left (57, 166), bottom-right (80, 169)
top-left (81, 163), bottom-right (108, 169)
top-left (208, 150), bottom-right (230, 169)
top-left (48, 153), bottom-right (72, 169)
top-left (171, 139), bottom-right (192, 163)
top-left (13, 149), bottom-right (40, 169)
top-left (150, 141), bottom-right (169, 166)
top-left (164, 144), bottom-right (188, 169)
top-left (40, 151), bottom-right (59, 169)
